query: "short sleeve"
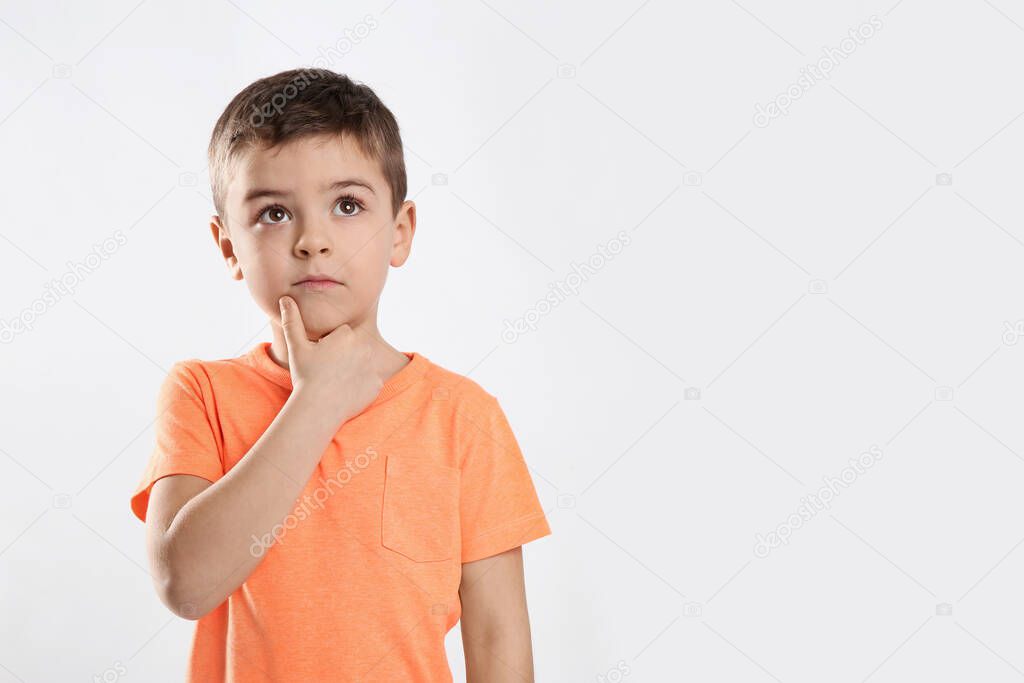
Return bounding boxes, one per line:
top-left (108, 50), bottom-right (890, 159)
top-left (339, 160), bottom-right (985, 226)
top-left (458, 394), bottom-right (551, 563)
top-left (129, 361), bottom-right (224, 522)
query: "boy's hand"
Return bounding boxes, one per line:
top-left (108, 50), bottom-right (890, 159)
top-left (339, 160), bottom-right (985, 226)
top-left (278, 295), bottom-right (385, 425)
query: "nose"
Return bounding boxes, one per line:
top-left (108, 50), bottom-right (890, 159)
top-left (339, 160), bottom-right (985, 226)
top-left (293, 219), bottom-right (332, 258)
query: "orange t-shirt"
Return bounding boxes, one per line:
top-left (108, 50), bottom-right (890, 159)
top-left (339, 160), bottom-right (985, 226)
top-left (130, 342), bottom-right (551, 682)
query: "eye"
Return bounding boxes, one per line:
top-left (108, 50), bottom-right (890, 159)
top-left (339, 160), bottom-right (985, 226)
top-left (256, 204), bottom-right (291, 225)
top-left (333, 194), bottom-right (364, 217)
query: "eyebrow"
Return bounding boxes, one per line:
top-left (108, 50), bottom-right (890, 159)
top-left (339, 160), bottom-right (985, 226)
top-left (242, 178), bottom-right (377, 203)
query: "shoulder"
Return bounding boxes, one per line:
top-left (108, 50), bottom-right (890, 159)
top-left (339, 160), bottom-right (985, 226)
top-left (179, 348), bottom-right (253, 374)
top-left (417, 358), bottom-right (517, 461)
top-left (420, 357), bottom-right (500, 412)
top-left (159, 350), bottom-right (256, 397)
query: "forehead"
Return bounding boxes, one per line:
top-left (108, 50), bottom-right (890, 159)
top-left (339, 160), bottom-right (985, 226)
top-left (227, 133), bottom-right (385, 200)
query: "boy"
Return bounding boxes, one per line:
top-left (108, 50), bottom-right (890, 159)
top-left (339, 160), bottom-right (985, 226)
top-left (129, 68), bottom-right (551, 682)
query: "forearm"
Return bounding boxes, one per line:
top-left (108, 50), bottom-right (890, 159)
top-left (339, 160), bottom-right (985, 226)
top-left (158, 387), bottom-right (344, 616)
top-left (463, 623), bottom-right (535, 683)
top-left (460, 547), bottom-right (536, 682)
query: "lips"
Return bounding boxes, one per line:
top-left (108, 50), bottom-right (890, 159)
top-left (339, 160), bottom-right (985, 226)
top-left (294, 278), bottom-right (342, 292)
top-left (296, 272), bottom-right (344, 290)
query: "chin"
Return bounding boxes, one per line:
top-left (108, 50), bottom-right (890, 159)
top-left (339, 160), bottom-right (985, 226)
top-left (268, 294), bottom-right (353, 337)
top-left (303, 312), bottom-right (350, 339)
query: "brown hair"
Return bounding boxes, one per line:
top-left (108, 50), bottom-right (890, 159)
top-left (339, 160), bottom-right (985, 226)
top-left (207, 68), bottom-right (407, 223)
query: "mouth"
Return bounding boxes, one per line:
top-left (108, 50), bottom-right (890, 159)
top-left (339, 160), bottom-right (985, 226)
top-left (294, 276), bottom-right (343, 292)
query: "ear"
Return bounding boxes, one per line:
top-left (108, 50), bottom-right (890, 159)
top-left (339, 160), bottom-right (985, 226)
top-left (210, 215), bottom-right (243, 280)
top-left (389, 200), bottom-right (417, 268)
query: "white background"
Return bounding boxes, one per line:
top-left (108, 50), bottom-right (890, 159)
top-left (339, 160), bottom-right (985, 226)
top-left (2, 0), bottom-right (1024, 681)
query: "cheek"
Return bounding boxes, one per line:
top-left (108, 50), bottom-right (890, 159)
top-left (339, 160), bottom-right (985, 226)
top-left (347, 254), bottom-right (390, 292)
top-left (340, 235), bottom-right (389, 278)
top-left (240, 251), bottom-right (290, 298)
top-left (248, 243), bottom-right (290, 278)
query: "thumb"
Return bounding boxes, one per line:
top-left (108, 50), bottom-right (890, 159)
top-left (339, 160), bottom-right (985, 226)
top-left (278, 296), bottom-right (308, 357)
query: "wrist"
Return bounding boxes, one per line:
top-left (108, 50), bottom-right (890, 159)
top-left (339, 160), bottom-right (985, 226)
top-left (289, 383), bottom-right (357, 426)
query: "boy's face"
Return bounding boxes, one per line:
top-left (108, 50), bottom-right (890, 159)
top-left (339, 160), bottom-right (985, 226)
top-left (211, 133), bottom-right (415, 341)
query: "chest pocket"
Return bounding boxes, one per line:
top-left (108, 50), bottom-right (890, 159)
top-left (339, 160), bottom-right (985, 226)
top-left (381, 455), bottom-right (460, 562)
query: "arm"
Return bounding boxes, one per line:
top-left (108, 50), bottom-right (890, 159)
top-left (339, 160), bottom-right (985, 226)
top-left (145, 386), bottom-right (347, 619)
top-left (144, 296), bottom-right (384, 620)
top-left (459, 546), bottom-right (536, 683)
